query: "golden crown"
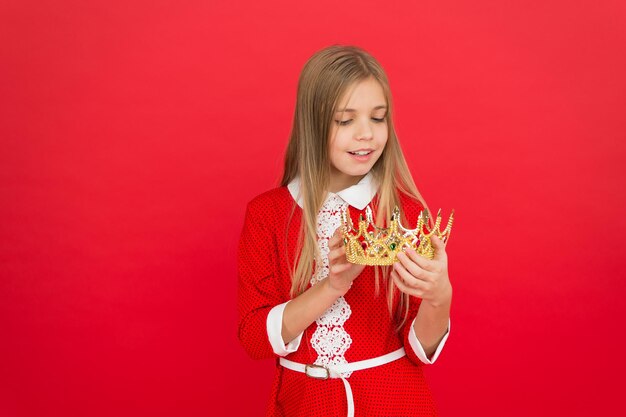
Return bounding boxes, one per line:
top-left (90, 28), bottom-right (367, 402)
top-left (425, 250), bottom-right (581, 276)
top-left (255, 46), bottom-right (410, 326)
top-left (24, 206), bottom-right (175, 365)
top-left (341, 205), bottom-right (454, 265)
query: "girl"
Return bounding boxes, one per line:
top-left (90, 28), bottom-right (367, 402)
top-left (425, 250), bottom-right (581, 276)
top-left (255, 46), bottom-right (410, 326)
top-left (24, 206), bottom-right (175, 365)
top-left (237, 44), bottom-right (452, 417)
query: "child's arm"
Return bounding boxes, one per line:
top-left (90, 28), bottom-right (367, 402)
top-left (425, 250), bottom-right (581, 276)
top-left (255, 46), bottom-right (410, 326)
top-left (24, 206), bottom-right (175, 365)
top-left (392, 234), bottom-right (452, 363)
top-left (412, 295), bottom-right (451, 359)
top-left (237, 201), bottom-right (290, 360)
top-left (238, 201), bottom-right (364, 358)
top-left (281, 227), bottom-right (364, 343)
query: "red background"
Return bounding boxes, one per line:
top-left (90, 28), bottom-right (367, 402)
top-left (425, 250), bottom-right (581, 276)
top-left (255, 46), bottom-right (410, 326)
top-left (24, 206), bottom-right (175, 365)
top-left (1, 1), bottom-right (625, 416)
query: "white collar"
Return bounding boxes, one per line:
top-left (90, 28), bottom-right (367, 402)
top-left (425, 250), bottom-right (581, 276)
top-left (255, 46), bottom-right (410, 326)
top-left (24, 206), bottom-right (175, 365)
top-left (287, 171), bottom-right (378, 210)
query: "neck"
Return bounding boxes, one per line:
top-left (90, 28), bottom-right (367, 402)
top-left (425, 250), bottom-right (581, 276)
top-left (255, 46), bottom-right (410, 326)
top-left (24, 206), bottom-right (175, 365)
top-left (328, 172), bottom-right (366, 193)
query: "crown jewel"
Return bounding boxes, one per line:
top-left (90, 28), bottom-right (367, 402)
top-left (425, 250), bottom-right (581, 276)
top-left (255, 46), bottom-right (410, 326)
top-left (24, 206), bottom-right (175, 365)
top-left (341, 205), bottom-right (454, 265)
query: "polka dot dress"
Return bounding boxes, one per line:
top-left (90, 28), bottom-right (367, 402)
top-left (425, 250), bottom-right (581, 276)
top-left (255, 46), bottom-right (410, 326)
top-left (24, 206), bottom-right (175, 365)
top-left (237, 186), bottom-right (440, 416)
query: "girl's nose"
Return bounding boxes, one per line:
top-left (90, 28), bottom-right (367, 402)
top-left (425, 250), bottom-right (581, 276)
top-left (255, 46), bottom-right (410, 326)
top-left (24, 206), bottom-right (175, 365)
top-left (356, 120), bottom-right (373, 140)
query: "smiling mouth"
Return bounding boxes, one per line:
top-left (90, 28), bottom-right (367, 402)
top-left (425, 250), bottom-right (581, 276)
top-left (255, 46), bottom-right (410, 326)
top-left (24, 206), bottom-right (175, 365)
top-left (348, 150), bottom-right (373, 156)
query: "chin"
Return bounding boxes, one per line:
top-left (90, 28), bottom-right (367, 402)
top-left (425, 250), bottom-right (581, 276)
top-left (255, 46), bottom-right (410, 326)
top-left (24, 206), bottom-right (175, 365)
top-left (344, 167), bottom-right (372, 177)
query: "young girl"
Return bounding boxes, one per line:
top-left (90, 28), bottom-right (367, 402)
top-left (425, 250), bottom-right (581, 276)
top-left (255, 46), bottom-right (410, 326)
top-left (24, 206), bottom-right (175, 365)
top-left (237, 45), bottom-right (452, 417)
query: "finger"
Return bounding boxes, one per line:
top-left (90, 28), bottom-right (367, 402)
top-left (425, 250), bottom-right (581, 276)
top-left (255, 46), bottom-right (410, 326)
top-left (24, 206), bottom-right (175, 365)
top-left (330, 262), bottom-right (351, 275)
top-left (353, 263), bottom-right (366, 276)
top-left (341, 262), bottom-right (365, 277)
top-left (393, 260), bottom-right (431, 289)
top-left (396, 251), bottom-right (434, 279)
top-left (436, 232), bottom-right (450, 248)
top-left (392, 270), bottom-right (424, 298)
top-left (329, 227), bottom-right (343, 248)
top-left (402, 248), bottom-right (438, 273)
top-left (430, 235), bottom-right (448, 262)
top-left (328, 245), bottom-right (347, 264)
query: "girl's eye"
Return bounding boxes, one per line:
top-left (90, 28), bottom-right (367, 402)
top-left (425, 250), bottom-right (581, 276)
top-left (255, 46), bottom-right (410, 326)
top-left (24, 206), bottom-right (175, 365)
top-left (335, 117), bottom-right (386, 126)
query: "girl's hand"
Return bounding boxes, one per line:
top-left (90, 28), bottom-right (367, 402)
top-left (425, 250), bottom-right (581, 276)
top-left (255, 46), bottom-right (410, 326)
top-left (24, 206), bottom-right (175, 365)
top-left (391, 235), bottom-right (452, 308)
top-left (325, 227), bottom-right (366, 297)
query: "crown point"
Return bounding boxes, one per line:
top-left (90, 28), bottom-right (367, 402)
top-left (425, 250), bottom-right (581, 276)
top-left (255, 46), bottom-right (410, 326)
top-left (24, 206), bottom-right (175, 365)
top-left (343, 206), bottom-right (455, 266)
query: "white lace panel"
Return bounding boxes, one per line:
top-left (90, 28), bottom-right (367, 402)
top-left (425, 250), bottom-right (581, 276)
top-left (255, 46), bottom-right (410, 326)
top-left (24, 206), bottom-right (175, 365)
top-left (310, 194), bottom-right (353, 377)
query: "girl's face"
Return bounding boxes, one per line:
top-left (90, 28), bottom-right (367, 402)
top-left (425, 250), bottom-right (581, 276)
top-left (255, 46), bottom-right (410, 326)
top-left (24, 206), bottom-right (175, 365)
top-left (328, 77), bottom-right (388, 192)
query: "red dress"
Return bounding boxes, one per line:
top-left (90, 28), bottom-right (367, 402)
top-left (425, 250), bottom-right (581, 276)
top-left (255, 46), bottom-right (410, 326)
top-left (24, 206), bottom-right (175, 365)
top-left (237, 182), bottom-right (447, 417)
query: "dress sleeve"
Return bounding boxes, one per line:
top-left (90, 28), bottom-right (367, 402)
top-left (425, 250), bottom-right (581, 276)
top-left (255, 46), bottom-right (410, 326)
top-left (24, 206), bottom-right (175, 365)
top-left (237, 200), bottom-right (302, 359)
top-left (400, 294), bottom-right (451, 365)
top-left (266, 300), bottom-right (304, 355)
top-left (407, 315), bottom-right (450, 364)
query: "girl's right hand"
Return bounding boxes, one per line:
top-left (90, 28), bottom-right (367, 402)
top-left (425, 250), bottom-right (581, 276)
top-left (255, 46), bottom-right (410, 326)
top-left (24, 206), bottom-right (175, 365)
top-left (325, 227), bottom-right (366, 297)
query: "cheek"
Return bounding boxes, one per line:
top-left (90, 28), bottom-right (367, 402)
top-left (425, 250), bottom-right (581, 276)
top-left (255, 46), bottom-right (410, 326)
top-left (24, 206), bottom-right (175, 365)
top-left (328, 125), bottom-right (338, 142)
top-left (328, 141), bottom-right (346, 163)
top-left (378, 124), bottom-right (389, 138)
top-left (376, 128), bottom-right (389, 147)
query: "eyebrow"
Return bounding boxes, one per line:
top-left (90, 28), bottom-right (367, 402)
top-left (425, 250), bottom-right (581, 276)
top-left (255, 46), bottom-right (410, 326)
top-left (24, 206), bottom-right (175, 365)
top-left (335, 105), bottom-right (387, 113)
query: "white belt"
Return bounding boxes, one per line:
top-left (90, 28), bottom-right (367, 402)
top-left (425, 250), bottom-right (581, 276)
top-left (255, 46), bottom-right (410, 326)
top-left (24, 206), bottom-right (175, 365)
top-left (279, 347), bottom-right (406, 417)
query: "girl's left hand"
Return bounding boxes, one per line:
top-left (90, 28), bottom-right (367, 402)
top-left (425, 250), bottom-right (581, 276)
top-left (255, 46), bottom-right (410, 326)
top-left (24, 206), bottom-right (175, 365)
top-left (391, 235), bottom-right (452, 308)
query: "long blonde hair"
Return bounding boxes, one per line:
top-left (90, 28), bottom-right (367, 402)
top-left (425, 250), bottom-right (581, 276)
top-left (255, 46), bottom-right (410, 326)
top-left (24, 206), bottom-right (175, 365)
top-left (280, 44), bottom-right (432, 327)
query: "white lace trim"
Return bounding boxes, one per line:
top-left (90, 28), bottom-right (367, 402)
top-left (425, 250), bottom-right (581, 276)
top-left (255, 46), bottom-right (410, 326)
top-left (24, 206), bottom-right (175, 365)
top-left (310, 194), bottom-right (353, 377)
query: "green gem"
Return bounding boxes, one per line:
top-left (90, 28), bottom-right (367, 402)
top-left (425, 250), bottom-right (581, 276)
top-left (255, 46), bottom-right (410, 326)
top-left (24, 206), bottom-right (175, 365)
top-left (389, 242), bottom-right (397, 250)
top-left (343, 237), bottom-right (348, 245)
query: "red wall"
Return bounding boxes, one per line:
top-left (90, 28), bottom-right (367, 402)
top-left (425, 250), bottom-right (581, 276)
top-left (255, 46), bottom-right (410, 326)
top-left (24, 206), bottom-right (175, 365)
top-left (1, 1), bottom-right (625, 416)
